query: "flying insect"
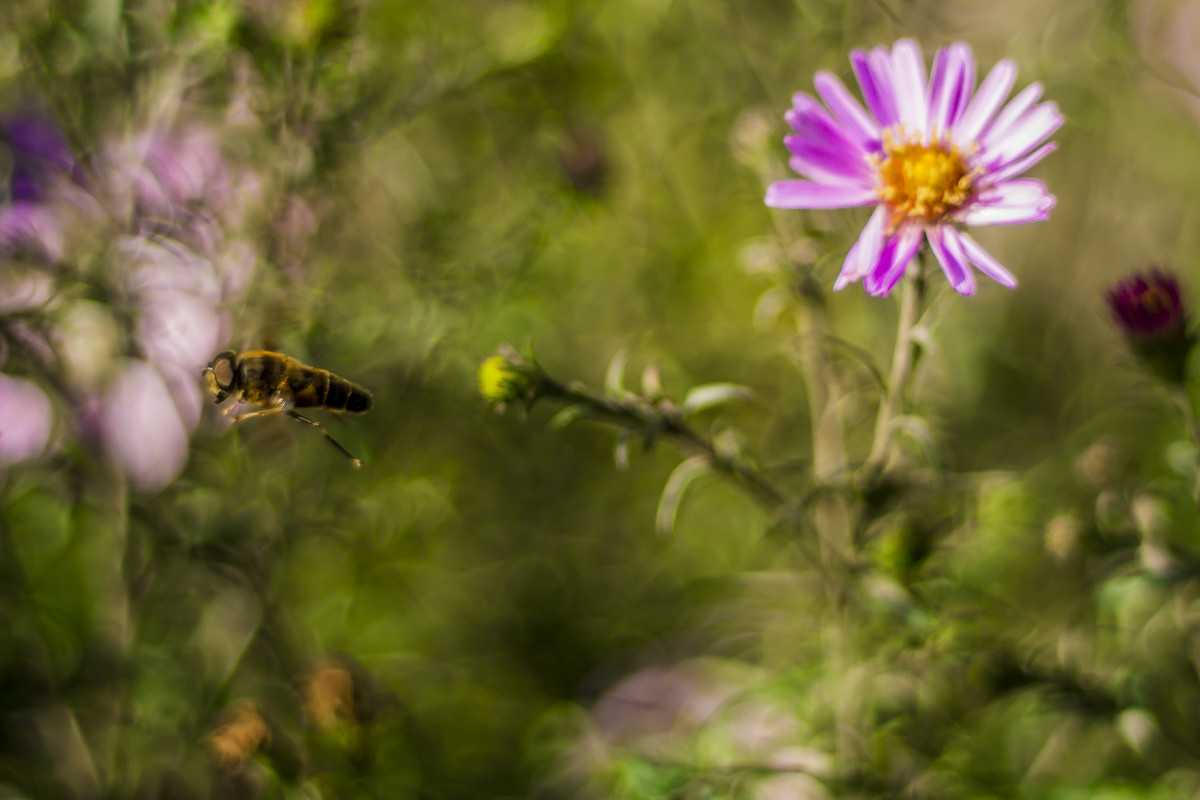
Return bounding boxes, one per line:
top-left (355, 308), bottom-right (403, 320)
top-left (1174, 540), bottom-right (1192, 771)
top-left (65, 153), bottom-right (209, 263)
top-left (202, 349), bottom-right (373, 467)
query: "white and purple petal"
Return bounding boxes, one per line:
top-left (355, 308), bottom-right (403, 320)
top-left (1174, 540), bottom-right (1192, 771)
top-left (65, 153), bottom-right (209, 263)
top-left (864, 225), bottom-right (923, 296)
top-left (786, 95), bottom-right (870, 160)
top-left (927, 46), bottom-right (961, 135)
top-left (927, 43), bottom-right (978, 134)
top-left (851, 48), bottom-right (899, 129)
top-left (987, 142), bottom-right (1056, 183)
top-left (955, 230), bottom-right (1018, 287)
top-left (813, 71), bottom-right (880, 146)
top-left (980, 103), bottom-right (1064, 169)
top-left (785, 136), bottom-right (875, 185)
top-left (765, 181), bottom-right (878, 209)
top-left (834, 205), bottom-right (888, 290)
top-left (890, 39), bottom-right (929, 135)
top-left (980, 83), bottom-right (1044, 147)
top-left (952, 59), bottom-right (1016, 146)
top-left (959, 184), bottom-right (1055, 225)
top-left (927, 225), bottom-right (975, 296)
top-left (966, 179), bottom-right (1056, 224)
top-left (947, 42), bottom-right (976, 127)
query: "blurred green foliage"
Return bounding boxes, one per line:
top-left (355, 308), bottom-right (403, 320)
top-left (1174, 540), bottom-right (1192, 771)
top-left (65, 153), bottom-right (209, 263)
top-left (6, 0), bottom-right (1200, 798)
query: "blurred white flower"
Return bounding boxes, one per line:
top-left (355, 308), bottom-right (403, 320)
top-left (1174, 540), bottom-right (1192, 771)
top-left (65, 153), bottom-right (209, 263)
top-left (137, 288), bottom-right (227, 378)
top-left (1133, 0), bottom-right (1200, 120)
top-left (100, 360), bottom-right (189, 491)
top-left (51, 300), bottom-right (121, 390)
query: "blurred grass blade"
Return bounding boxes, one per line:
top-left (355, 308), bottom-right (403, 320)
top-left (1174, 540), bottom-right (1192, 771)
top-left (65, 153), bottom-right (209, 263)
top-left (614, 430), bottom-right (633, 471)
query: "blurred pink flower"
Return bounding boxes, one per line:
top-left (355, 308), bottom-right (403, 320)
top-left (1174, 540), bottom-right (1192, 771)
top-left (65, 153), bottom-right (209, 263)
top-left (591, 662), bottom-right (740, 739)
top-left (0, 373), bottom-right (53, 464)
top-left (118, 235), bottom-right (224, 301)
top-left (113, 127), bottom-right (229, 219)
top-left (0, 203), bottom-right (66, 262)
top-left (217, 240), bottom-right (257, 299)
top-left (98, 125), bottom-right (257, 257)
top-left (100, 360), bottom-right (190, 491)
top-left (766, 39), bottom-right (1061, 295)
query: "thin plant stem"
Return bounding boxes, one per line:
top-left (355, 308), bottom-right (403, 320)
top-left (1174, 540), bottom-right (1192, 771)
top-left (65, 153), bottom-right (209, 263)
top-left (864, 254), bottom-right (927, 481)
top-left (538, 378), bottom-right (788, 512)
top-left (1173, 387), bottom-right (1200, 501)
top-left (793, 278), bottom-right (855, 565)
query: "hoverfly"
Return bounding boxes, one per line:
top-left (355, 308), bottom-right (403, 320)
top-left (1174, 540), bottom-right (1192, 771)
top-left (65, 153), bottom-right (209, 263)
top-left (202, 350), bottom-right (373, 467)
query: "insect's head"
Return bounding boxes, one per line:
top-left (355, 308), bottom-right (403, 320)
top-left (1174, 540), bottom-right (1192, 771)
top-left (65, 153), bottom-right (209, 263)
top-left (202, 350), bottom-right (240, 403)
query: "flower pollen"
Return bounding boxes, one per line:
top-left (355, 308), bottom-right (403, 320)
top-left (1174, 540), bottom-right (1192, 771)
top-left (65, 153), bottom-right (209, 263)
top-left (874, 131), bottom-right (974, 224)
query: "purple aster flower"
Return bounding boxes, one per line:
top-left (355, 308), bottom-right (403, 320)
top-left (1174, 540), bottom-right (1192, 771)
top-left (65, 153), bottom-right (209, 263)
top-left (765, 39), bottom-right (1062, 296)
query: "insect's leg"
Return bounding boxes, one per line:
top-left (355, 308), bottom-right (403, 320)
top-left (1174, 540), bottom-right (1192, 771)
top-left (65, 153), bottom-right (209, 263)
top-left (285, 410), bottom-right (363, 468)
top-left (229, 392), bottom-right (293, 421)
top-left (229, 406), bottom-right (285, 422)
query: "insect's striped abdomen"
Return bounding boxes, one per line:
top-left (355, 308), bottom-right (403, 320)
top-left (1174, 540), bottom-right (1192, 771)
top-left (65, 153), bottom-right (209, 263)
top-left (328, 375), bottom-right (373, 413)
top-left (287, 366), bottom-right (371, 413)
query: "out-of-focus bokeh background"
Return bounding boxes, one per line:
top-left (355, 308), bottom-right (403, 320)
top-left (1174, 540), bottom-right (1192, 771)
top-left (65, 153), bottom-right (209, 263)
top-left (6, 0), bottom-right (1200, 797)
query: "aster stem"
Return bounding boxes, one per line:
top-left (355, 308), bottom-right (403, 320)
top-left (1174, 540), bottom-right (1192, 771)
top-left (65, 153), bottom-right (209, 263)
top-left (1173, 388), bottom-right (1200, 502)
top-left (864, 253), bottom-right (926, 481)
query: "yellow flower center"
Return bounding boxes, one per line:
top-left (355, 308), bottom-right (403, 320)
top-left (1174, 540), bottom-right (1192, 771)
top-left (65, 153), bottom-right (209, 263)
top-left (873, 130), bottom-right (975, 224)
top-left (478, 355), bottom-right (518, 403)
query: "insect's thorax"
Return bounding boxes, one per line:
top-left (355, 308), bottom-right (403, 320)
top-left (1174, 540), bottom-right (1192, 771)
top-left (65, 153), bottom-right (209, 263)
top-left (236, 352), bottom-right (294, 406)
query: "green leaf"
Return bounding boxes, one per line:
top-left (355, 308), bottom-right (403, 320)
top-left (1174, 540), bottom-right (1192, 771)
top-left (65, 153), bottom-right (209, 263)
top-left (680, 383), bottom-right (753, 416)
top-left (605, 347), bottom-right (630, 397)
top-left (550, 404), bottom-right (591, 429)
top-left (655, 456), bottom-right (711, 536)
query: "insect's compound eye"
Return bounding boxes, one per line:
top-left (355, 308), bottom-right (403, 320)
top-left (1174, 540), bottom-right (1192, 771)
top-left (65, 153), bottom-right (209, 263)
top-left (211, 357), bottom-right (235, 390)
top-left (204, 351), bottom-right (239, 397)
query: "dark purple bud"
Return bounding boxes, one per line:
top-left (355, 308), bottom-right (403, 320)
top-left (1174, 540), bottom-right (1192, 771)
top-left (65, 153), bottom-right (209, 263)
top-left (2, 113), bottom-right (81, 201)
top-left (9, 169), bottom-right (41, 203)
top-left (1106, 268), bottom-right (1194, 383)
top-left (4, 114), bottom-right (76, 173)
top-left (1107, 269), bottom-right (1185, 338)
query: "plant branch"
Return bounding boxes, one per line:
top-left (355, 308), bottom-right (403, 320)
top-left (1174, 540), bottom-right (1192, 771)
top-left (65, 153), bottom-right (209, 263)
top-left (537, 377), bottom-right (788, 512)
